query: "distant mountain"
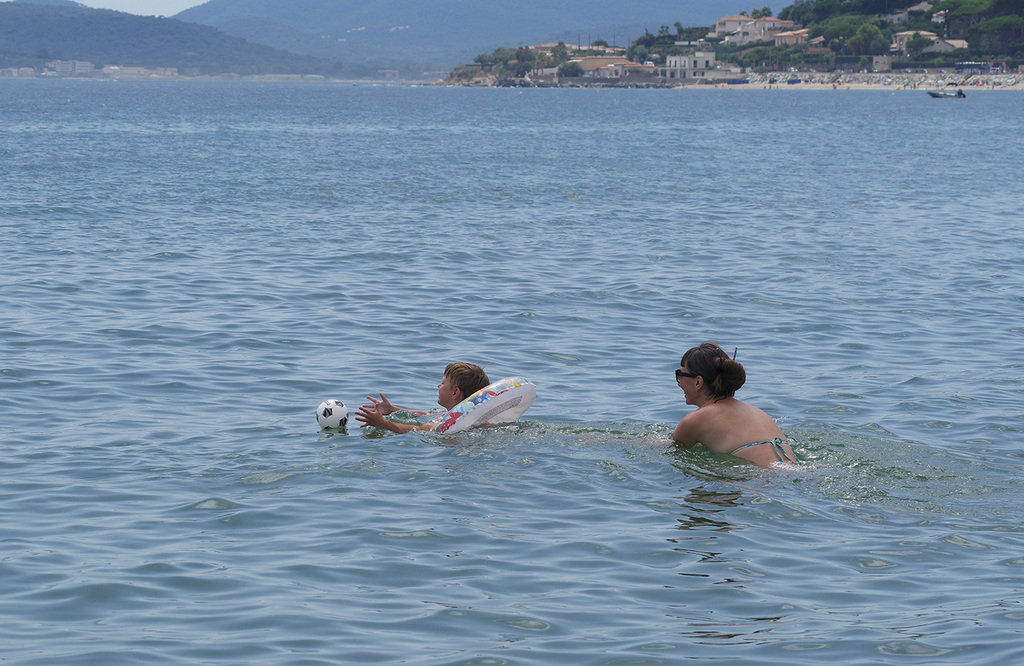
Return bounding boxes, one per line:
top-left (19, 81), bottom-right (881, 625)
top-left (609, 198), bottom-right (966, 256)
top-left (0, 4), bottom-right (345, 76)
top-left (12, 0), bottom-right (87, 7)
top-left (174, 0), bottom-right (752, 70)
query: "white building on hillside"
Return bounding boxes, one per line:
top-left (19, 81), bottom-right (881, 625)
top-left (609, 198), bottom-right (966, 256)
top-left (664, 51), bottom-right (716, 81)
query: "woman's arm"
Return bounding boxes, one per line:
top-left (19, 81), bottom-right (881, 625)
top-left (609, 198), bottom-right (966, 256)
top-left (672, 411), bottom-right (702, 448)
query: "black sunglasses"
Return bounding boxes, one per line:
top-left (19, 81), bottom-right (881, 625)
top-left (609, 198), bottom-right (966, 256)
top-left (675, 368), bottom-right (699, 380)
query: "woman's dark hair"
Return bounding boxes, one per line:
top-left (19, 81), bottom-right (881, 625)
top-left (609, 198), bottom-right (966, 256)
top-left (680, 342), bottom-right (745, 399)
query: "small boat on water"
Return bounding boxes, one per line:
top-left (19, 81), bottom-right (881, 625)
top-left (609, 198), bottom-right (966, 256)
top-left (928, 89), bottom-right (965, 98)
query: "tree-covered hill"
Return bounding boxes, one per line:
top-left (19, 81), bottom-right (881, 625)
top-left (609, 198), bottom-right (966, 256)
top-left (0, 3), bottom-right (347, 76)
top-left (779, 0), bottom-right (1023, 59)
top-left (632, 0), bottom-right (1022, 70)
top-left (173, 0), bottom-right (752, 70)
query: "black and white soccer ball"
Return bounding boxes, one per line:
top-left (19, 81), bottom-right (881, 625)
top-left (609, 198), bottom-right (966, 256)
top-left (316, 399), bottom-right (348, 429)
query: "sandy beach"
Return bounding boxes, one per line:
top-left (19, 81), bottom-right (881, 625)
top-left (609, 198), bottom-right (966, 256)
top-left (447, 70), bottom-right (1023, 90)
top-left (697, 71), bottom-right (1023, 91)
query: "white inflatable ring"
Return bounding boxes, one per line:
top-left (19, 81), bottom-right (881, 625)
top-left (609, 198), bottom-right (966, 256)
top-left (433, 376), bottom-right (536, 434)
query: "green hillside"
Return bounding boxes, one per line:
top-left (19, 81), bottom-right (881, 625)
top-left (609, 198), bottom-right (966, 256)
top-left (0, 3), bottom-right (349, 76)
top-left (780, 0), bottom-right (1024, 59)
top-left (625, 0), bottom-right (1022, 71)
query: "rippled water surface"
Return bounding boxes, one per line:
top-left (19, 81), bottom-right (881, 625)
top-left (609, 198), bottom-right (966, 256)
top-left (2, 80), bottom-right (1023, 664)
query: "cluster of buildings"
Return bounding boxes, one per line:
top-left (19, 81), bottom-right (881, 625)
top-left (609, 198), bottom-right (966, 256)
top-left (714, 2), bottom-right (966, 54)
top-left (0, 60), bottom-right (190, 79)
top-left (0, 67), bottom-right (38, 78)
top-left (523, 42), bottom-right (718, 82)
top-left (517, 4), bottom-right (989, 84)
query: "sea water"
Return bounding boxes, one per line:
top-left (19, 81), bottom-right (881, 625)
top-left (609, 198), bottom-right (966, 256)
top-left (2, 80), bottom-right (1023, 664)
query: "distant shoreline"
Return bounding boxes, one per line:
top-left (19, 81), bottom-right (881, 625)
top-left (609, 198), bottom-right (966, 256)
top-left (0, 75), bottom-right (437, 85)
top-left (5, 72), bottom-right (1020, 91)
top-left (693, 72), bottom-right (1022, 91)
top-left (443, 71), bottom-right (1023, 91)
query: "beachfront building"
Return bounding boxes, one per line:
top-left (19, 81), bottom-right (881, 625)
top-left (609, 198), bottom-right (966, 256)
top-left (0, 67), bottom-right (37, 77)
top-left (570, 56), bottom-right (616, 75)
top-left (570, 55), bottom-right (657, 80)
top-left (47, 60), bottom-right (94, 76)
top-left (591, 61), bottom-right (658, 79)
top-left (532, 43), bottom-right (626, 58)
top-left (612, 61), bottom-right (657, 78)
top-left (571, 56), bottom-right (631, 75)
top-left (664, 51), bottom-right (717, 81)
top-left (100, 65), bottom-right (180, 79)
top-left (117, 66), bottom-right (150, 78)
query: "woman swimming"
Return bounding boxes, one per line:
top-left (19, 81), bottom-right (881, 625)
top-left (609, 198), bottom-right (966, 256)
top-left (672, 342), bottom-right (797, 467)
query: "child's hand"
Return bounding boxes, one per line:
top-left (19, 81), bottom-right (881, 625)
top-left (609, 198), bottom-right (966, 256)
top-left (363, 393), bottom-right (396, 415)
top-left (354, 403), bottom-right (387, 429)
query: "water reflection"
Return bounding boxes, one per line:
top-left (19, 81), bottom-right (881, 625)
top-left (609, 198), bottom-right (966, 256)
top-left (674, 486), bottom-right (743, 533)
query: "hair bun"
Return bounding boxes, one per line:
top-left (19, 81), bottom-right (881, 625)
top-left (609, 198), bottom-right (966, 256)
top-left (682, 342), bottom-right (747, 399)
top-left (719, 359), bottom-right (746, 394)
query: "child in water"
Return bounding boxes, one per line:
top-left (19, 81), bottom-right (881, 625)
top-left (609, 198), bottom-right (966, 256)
top-left (355, 362), bottom-right (489, 434)
top-left (672, 342), bottom-right (797, 467)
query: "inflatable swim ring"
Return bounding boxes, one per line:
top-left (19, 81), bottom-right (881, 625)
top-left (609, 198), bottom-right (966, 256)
top-left (433, 376), bottom-right (536, 434)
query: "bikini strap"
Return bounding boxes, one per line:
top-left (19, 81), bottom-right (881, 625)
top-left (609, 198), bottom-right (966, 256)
top-left (770, 437), bottom-right (798, 464)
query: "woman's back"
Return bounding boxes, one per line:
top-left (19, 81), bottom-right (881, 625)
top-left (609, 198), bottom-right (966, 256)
top-left (672, 342), bottom-right (797, 467)
top-left (680, 398), bottom-right (794, 466)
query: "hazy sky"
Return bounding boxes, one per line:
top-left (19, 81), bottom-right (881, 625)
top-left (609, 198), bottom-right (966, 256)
top-left (75, 1), bottom-right (202, 16)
